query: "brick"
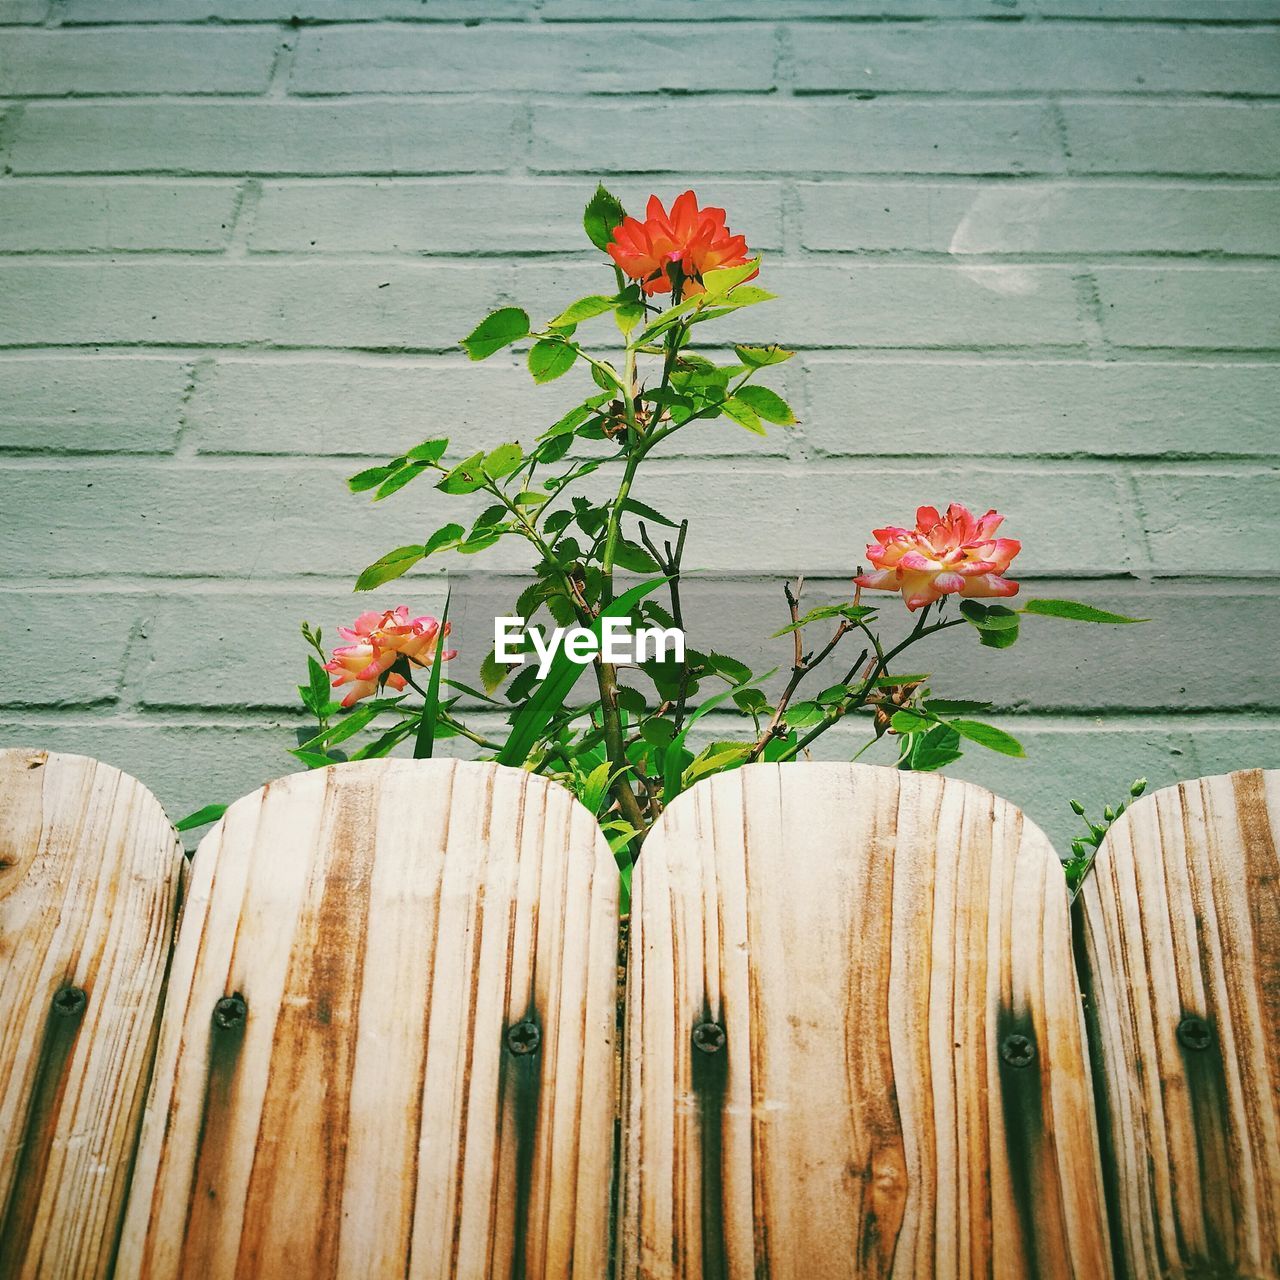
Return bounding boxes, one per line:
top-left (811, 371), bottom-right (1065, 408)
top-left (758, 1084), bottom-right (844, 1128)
top-left (0, 461), bottom-right (536, 577)
top-left (533, 100), bottom-right (1065, 175)
top-left (60, 0), bottom-right (527, 17)
top-left (514, 261), bottom-right (1084, 348)
top-left (10, 101), bottom-right (521, 175)
top-left (1190, 726), bottom-right (1280, 782)
top-left (1031, 1), bottom-right (1280, 16)
top-left (0, 262), bottom-right (506, 349)
top-left (791, 24), bottom-right (1280, 94)
top-left (0, 28), bottom-right (278, 96)
top-left (798, 180), bottom-right (1280, 256)
top-left (291, 24), bottom-right (776, 94)
top-left (0, 356), bottom-right (187, 451)
top-left (544, 1), bottom-right (1014, 15)
top-left (657, 576), bottom-right (1279, 716)
top-left (0, 591), bottom-right (136, 705)
top-left (250, 178), bottom-right (783, 254)
top-left (186, 357), bottom-right (786, 458)
top-left (1094, 267), bottom-right (1280, 348)
top-left (1136, 469), bottom-right (1280, 572)
top-left (802, 359), bottom-right (1280, 457)
top-left (0, 181), bottom-right (240, 251)
top-left (1062, 103), bottom-right (1280, 176)
top-left (0, 0), bottom-right (48, 20)
top-left (0, 461), bottom-right (1133, 578)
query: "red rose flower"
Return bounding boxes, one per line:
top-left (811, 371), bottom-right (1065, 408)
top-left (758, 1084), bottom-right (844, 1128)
top-left (607, 191), bottom-right (754, 298)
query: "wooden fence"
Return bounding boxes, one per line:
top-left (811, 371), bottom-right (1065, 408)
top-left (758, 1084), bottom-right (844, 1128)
top-left (0, 746), bottom-right (1276, 1279)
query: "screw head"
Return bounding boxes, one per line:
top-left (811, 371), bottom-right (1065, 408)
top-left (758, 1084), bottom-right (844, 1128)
top-left (1000, 1033), bottom-right (1036, 1068)
top-left (692, 1022), bottom-right (726, 1055)
top-left (52, 986), bottom-right (87, 1017)
top-left (213, 994), bottom-right (248, 1030)
top-left (1177, 1015), bottom-right (1213, 1052)
top-left (506, 1020), bottom-right (541, 1056)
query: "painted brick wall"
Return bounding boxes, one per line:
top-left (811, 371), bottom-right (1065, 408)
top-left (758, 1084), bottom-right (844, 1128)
top-left (2, 0), bottom-right (1278, 850)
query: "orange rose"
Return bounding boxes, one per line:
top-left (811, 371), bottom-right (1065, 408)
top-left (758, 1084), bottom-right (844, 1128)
top-left (854, 504), bottom-right (1021, 612)
top-left (607, 191), bottom-right (753, 298)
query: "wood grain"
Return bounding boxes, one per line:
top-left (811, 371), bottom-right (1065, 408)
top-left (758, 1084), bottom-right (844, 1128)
top-left (115, 758), bottom-right (618, 1280)
top-left (620, 762), bottom-right (1111, 1279)
top-left (0, 748), bottom-right (184, 1280)
top-left (1076, 768), bottom-right (1280, 1279)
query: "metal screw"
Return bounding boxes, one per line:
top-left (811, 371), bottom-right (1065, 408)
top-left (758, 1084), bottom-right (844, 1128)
top-left (506, 1020), bottom-right (541, 1056)
top-left (52, 986), bottom-right (87, 1017)
top-left (692, 1022), bottom-right (726, 1055)
top-left (1177, 1015), bottom-right (1213, 1052)
top-left (213, 994), bottom-right (248, 1030)
top-left (1000, 1033), bottom-right (1036, 1068)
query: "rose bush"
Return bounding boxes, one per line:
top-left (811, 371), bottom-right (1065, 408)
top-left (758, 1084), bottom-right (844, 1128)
top-left (178, 187), bottom-right (1147, 900)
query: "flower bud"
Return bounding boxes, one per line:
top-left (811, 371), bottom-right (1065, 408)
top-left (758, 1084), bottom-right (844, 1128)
top-left (1069, 799), bottom-right (1086, 816)
top-left (1130, 778), bottom-right (1148, 797)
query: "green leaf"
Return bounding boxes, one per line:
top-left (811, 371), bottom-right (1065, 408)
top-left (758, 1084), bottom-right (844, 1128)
top-left (721, 396), bottom-right (765, 435)
top-left (734, 385), bottom-right (797, 425)
top-left (615, 298), bottom-right (646, 333)
top-left (413, 585), bottom-right (450, 759)
top-left (406, 438), bottom-right (448, 464)
top-left (298, 702), bottom-right (381, 751)
top-left (897, 722), bottom-right (963, 773)
top-left (553, 295), bottom-right (617, 326)
top-left (682, 742), bottom-right (752, 788)
top-left (923, 698), bottom-right (993, 715)
top-left (483, 442), bottom-right (524, 479)
top-left (480, 647), bottom-right (511, 694)
top-left (787, 701), bottom-right (824, 727)
top-left (708, 652), bottom-right (752, 683)
top-left (461, 307), bottom-right (530, 360)
top-left (528, 339), bottom-right (577, 384)
top-left (611, 539), bottom-right (660, 573)
top-left (497, 577), bottom-right (667, 768)
top-left (436, 452), bottom-right (487, 495)
top-left (348, 464), bottom-right (395, 493)
top-left (949, 719), bottom-right (1026, 758)
top-left (701, 257), bottom-right (760, 297)
top-left (960, 601), bottom-right (1020, 630)
top-left (1022, 598), bottom-right (1148, 624)
top-left (355, 544), bottom-right (425, 592)
top-left (623, 498), bottom-right (679, 529)
top-left (175, 803), bottom-right (227, 832)
top-left (290, 749), bottom-right (337, 770)
top-left (734, 343), bottom-right (795, 368)
top-left (890, 708), bottom-right (932, 735)
top-left (584, 184), bottom-right (627, 252)
top-left (717, 284), bottom-right (774, 305)
top-left (374, 463), bottom-right (428, 500)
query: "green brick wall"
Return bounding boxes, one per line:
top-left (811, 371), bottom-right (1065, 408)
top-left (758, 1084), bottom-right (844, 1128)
top-left (1, 0), bottom-right (1277, 850)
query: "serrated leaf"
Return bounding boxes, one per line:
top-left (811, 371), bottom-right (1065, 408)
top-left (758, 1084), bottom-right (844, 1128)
top-left (436, 452), bottom-right (487, 495)
top-left (584, 184), bottom-right (627, 252)
top-left (950, 719), bottom-right (1025, 758)
top-left (348, 464), bottom-right (395, 493)
top-left (406, 438), bottom-right (448, 464)
top-left (701, 257), bottom-right (761, 297)
top-left (722, 396), bottom-right (765, 435)
top-left (553, 295), bottom-right (617, 326)
top-left (735, 384), bottom-right (796, 425)
top-left (461, 306), bottom-right (530, 360)
top-left (623, 497), bottom-right (679, 529)
top-left (611, 539), bottom-right (660, 573)
top-left (890, 708), bottom-right (932, 734)
top-left (483, 442), bottom-right (523, 478)
top-left (480, 647), bottom-right (511, 694)
top-left (1022, 598), bottom-right (1148, 624)
top-left (355, 543), bottom-right (425, 592)
top-left (734, 343), bottom-right (795, 368)
top-left (374, 462), bottom-right (428, 501)
top-left (528, 339), bottom-right (577, 384)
